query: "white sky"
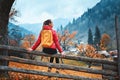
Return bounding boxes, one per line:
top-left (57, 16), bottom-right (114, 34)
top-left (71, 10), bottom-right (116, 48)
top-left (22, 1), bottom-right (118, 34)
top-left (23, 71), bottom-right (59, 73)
top-left (13, 0), bottom-right (100, 24)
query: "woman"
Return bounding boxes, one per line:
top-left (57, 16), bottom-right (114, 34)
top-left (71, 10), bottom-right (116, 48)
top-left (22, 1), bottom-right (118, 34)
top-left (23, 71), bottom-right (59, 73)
top-left (28, 19), bottom-right (65, 73)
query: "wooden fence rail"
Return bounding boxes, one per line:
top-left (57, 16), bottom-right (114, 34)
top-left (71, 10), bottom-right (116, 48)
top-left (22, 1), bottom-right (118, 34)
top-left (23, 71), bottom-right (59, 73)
top-left (102, 64), bottom-right (117, 71)
top-left (0, 56), bottom-right (117, 77)
top-left (0, 45), bottom-right (118, 79)
top-left (0, 45), bottom-right (117, 65)
top-left (0, 66), bottom-right (102, 80)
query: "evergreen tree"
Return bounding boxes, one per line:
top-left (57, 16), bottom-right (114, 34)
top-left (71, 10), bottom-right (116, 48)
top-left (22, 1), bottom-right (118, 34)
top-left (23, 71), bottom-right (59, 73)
top-left (72, 18), bottom-right (76, 24)
top-left (60, 25), bottom-right (63, 34)
top-left (88, 28), bottom-right (93, 45)
top-left (57, 25), bottom-right (64, 35)
top-left (94, 26), bottom-right (101, 50)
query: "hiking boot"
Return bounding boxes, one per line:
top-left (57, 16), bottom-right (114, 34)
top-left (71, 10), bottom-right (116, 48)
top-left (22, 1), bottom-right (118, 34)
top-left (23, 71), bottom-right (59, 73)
top-left (47, 68), bottom-right (52, 79)
top-left (48, 67), bottom-right (52, 72)
top-left (55, 69), bottom-right (59, 73)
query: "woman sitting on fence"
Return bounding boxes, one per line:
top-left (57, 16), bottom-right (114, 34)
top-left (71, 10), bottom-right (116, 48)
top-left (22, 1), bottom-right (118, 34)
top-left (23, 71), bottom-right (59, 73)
top-left (27, 19), bottom-right (65, 73)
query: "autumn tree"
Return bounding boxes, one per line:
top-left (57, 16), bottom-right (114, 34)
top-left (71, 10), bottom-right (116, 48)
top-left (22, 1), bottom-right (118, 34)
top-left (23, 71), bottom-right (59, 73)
top-left (84, 44), bottom-right (105, 68)
top-left (9, 7), bottom-right (20, 22)
top-left (100, 33), bottom-right (110, 50)
top-left (85, 45), bottom-right (96, 56)
top-left (85, 44), bottom-right (105, 59)
top-left (21, 34), bottom-right (36, 59)
top-left (58, 30), bottom-right (77, 50)
top-left (21, 34), bottom-right (35, 48)
top-left (77, 43), bottom-right (85, 56)
top-left (0, 0), bottom-right (15, 77)
top-left (21, 34), bottom-right (44, 51)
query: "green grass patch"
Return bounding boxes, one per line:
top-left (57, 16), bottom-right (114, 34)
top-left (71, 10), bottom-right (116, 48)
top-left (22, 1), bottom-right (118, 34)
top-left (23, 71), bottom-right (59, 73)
top-left (62, 59), bottom-right (87, 66)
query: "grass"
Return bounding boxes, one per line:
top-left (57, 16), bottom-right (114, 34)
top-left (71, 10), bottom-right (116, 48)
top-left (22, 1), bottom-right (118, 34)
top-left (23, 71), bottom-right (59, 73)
top-left (39, 56), bottom-right (88, 67)
top-left (62, 59), bottom-right (87, 66)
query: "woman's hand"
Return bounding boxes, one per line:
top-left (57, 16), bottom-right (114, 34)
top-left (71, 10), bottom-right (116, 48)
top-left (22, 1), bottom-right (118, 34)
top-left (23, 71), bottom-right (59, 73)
top-left (61, 51), bottom-right (66, 57)
top-left (27, 48), bottom-right (33, 52)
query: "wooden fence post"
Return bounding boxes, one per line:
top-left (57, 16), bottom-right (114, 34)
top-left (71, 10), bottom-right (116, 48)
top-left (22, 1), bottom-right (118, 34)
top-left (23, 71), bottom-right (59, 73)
top-left (115, 15), bottom-right (120, 80)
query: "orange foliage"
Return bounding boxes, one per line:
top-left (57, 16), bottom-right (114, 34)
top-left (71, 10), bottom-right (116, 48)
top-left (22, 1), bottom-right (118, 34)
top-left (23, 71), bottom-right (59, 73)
top-left (7, 62), bottom-right (102, 80)
top-left (100, 33), bottom-right (110, 50)
top-left (69, 31), bottom-right (77, 38)
top-left (77, 44), bottom-right (84, 53)
top-left (68, 41), bottom-right (74, 46)
top-left (61, 36), bottom-right (67, 42)
top-left (85, 45), bottom-right (105, 58)
top-left (85, 45), bottom-right (96, 53)
top-left (24, 34), bottom-right (35, 46)
top-left (58, 30), bottom-right (77, 46)
top-left (21, 34), bottom-right (35, 49)
top-left (21, 41), bottom-right (30, 49)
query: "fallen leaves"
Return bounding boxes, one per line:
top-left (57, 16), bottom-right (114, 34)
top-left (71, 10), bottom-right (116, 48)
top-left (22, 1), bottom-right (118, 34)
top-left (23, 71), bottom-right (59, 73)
top-left (4, 61), bottom-right (102, 80)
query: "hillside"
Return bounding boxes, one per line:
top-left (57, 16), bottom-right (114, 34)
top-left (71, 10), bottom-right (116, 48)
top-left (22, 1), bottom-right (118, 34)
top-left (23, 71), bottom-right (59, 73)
top-left (64, 0), bottom-right (120, 43)
top-left (8, 23), bottom-right (32, 40)
top-left (19, 18), bottom-right (69, 36)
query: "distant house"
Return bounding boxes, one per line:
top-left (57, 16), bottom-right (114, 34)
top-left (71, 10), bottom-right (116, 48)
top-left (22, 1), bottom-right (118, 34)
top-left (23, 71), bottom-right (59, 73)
top-left (109, 50), bottom-right (118, 57)
top-left (97, 50), bottom-right (110, 57)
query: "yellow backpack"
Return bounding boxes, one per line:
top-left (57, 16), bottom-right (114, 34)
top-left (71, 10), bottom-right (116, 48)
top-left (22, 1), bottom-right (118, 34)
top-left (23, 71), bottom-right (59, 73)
top-left (41, 30), bottom-right (53, 48)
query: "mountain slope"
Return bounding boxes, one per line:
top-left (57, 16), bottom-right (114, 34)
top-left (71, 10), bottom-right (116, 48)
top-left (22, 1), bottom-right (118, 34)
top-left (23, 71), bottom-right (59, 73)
top-left (8, 23), bottom-right (32, 40)
top-left (19, 18), bottom-right (69, 36)
top-left (64, 0), bottom-right (120, 43)
top-left (19, 23), bottom-right (42, 36)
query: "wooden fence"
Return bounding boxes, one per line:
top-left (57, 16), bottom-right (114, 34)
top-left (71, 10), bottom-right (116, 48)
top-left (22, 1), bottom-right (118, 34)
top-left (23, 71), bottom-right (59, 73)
top-left (0, 45), bottom-right (118, 80)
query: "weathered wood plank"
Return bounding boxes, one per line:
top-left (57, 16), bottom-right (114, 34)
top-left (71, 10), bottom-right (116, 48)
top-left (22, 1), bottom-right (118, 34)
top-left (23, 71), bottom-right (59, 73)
top-left (0, 66), bottom-right (102, 80)
top-left (102, 64), bottom-right (117, 71)
top-left (0, 45), bottom-right (117, 65)
top-left (102, 75), bottom-right (118, 80)
top-left (0, 56), bottom-right (117, 77)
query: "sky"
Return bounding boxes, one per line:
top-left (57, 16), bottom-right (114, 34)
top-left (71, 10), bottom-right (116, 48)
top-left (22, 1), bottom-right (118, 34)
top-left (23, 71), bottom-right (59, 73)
top-left (13, 0), bottom-right (101, 25)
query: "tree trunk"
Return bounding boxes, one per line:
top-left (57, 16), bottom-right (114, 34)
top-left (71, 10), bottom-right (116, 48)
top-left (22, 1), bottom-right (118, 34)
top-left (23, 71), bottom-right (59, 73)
top-left (0, 0), bottom-right (15, 78)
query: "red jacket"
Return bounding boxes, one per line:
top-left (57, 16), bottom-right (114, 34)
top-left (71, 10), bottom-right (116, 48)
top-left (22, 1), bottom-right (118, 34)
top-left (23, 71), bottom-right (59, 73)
top-left (32, 25), bottom-right (63, 53)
